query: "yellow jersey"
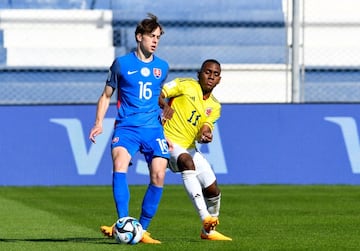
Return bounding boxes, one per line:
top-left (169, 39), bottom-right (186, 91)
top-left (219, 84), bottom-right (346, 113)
top-left (162, 78), bottom-right (221, 149)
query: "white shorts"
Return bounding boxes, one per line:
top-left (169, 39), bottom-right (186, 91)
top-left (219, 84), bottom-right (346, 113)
top-left (168, 143), bottom-right (216, 188)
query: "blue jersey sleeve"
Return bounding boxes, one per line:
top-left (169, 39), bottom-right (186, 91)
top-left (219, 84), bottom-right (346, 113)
top-left (106, 58), bottom-right (121, 89)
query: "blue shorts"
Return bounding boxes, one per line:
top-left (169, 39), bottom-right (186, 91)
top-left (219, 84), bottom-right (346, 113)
top-left (111, 126), bottom-right (170, 164)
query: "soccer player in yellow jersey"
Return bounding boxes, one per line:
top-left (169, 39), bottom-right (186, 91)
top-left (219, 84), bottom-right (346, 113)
top-left (160, 59), bottom-right (232, 241)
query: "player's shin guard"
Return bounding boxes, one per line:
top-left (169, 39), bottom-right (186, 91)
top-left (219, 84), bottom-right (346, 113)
top-left (205, 193), bottom-right (221, 217)
top-left (139, 184), bottom-right (163, 230)
top-left (182, 170), bottom-right (209, 220)
top-left (113, 172), bottom-right (130, 218)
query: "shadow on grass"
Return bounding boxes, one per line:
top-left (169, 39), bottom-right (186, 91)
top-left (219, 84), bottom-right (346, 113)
top-left (0, 237), bottom-right (117, 245)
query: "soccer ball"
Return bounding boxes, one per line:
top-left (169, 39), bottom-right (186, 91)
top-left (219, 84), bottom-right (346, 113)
top-left (113, 216), bottom-right (143, 244)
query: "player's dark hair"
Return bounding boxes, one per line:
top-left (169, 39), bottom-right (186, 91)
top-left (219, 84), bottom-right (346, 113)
top-left (135, 13), bottom-right (164, 39)
top-left (200, 59), bottom-right (221, 72)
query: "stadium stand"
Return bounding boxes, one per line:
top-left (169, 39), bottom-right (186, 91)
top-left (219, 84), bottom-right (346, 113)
top-left (0, 0), bottom-right (288, 104)
top-left (301, 0), bottom-right (360, 102)
top-left (0, 29), bottom-right (5, 64)
top-left (120, 26), bottom-right (287, 68)
top-left (0, 68), bottom-right (109, 104)
top-left (305, 68), bottom-right (360, 102)
top-left (0, 0), bottom-right (9, 8)
top-left (157, 45), bottom-right (285, 65)
top-left (1, 0), bottom-right (359, 103)
top-left (0, 0), bottom-right (110, 9)
top-left (157, 27), bottom-right (286, 46)
top-left (0, 8), bottom-right (116, 104)
top-left (0, 9), bottom-right (115, 67)
top-left (111, 0), bottom-right (284, 17)
top-left (111, 0), bottom-right (286, 68)
top-left (0, 48), bottom-right (6, 65)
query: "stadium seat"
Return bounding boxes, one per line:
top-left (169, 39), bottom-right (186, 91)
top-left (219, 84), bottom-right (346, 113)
top-left (0, 0), bottom-right (10, 8)
top-left (90, 0), bottom-right (111, 9)
top-left (112, 10), bottom-right (284, 26)
top-left (111, 0), bottom-right (283, 13)
top-left (110, 0), bottom-right (286, 66)
top-left (0, 29), bottom-right (3, 45)
top-left (4, 27), bottom-right (113, 48)
top-left (0, 29), bottom-right (5, 65)
top-left (114, 46), bottom-right (128, 58)
top-left (0, 69), bottom-right (109, 104)
top-left (117, 27), bottom-right (286, 48)
top-left (9, 0), bottom-right (76, 9)
top-left (5, 47), bottom-right (116, 67)
top-left (304, 69), bottom-right (360, 102)
top-left (155, 45), bottom-right (287, 67)
top-left (0, 48), bottom-right (6, 65)
top-left (1, 9), bottom-right (115, 67)
top-left (4, 0), bottom-right (110, 9)
top-left (0, 0), bottom-right (289, 104)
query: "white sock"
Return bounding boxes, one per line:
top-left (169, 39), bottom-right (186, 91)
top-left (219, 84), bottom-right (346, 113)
top-left (205, 193), bottom-right (221, 217)
top-left (182, 170), bottom-right (210, 221)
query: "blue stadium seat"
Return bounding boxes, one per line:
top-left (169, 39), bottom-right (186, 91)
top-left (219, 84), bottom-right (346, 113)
top-left (0, 27), bottom-right (4, 65)
top-left (4, 0), bottom-right (111, 9)
top-left (0, 48), bottom-right (6, 66)
top-left (304, 69), bottom-right (360, 102)
top-left (110, 0), bottom-right (286, 67)
top-left (0, 29), bottom-right (4, 65)
top-left (8, 0), bottom-right (77, 9)
top-left (112, 0), bottom-right (283, 12)
top-left (0, 29), bottom-right (3, 46)
top-left (0, 0), bottom-right (289, 104)
top-left (120, 27), bottom-right (286, 47)
top-left (114, 46), bottom-right (128, 58)
top-left (0, 67), bottom-right (192, 104)
top-left (0, 69), bottom-right (108, 104)
top-left (89, 0), bottom-right (111, 9)
top-left (111, 0), bottom-right (285, 27)
top-left (154, 45), bottom-right (286, 67)
top-left (0, 0), bottom-right (10, 8)
top-left (112, 10), bottom-right (284, 26)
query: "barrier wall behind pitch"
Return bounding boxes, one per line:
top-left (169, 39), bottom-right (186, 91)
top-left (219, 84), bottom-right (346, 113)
top-left (1, 104), bottom-right (360, 186)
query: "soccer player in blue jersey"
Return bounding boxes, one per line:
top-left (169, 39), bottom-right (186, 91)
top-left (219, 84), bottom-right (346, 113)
top-left (89, 13), bottom-right (169, 244)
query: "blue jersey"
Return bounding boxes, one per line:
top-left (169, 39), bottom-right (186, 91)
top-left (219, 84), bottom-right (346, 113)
top-left (106, 52), bottom-right (169, 127)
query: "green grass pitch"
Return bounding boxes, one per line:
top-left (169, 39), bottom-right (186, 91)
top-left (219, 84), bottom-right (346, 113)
top-left (1, 185), bottom-right (360, 250)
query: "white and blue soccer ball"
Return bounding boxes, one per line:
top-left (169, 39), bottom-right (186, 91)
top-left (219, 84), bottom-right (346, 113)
top-left (114, 216), bottom-right (143, 244)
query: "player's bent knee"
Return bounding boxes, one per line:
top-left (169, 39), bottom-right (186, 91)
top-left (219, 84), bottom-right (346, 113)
top-left (177, 153), bottom-right (196, 171)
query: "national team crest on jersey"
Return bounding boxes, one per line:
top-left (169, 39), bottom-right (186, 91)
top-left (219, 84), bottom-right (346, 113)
top-left (153, 68), bottom-right (162, 79)
top-left (205, 107), bottom-right (212, 116)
